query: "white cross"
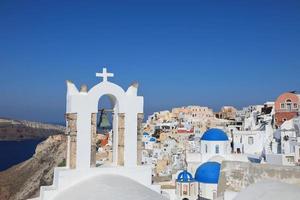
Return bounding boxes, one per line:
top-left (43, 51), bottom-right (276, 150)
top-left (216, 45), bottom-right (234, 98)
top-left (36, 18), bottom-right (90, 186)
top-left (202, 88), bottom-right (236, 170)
top-left (96, 68), bottom-right (114, 82)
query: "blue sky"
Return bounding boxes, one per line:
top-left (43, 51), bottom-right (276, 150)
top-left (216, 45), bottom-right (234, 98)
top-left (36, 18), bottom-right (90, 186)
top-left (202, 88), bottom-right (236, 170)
top-left (0, 0), bottom-right (300, 123)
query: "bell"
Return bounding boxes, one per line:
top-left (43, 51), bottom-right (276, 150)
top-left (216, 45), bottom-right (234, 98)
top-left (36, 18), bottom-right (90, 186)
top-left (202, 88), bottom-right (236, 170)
top-left (97, 109), bottom-right (111, 132)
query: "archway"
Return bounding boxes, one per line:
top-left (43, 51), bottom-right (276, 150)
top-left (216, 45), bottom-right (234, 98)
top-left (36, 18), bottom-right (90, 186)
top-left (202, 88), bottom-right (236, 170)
top-left (90, 93), bottom-right (125, 167)
top-left (90, 95), bottom-right (115, 167)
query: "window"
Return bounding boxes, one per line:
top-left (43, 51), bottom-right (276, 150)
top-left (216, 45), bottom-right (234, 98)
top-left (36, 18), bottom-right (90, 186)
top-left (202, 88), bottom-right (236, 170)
top-left (294, 103), bottom-right (298, 109)
top-left (248, 136), bottom-right (254, 145)
top-left (215, 145), bottom-right (220, 154)
top-left (281, 103), bottom-right (285, 109)
top-left (205, 144), bottom-right (208, 153)
top-left (285, 99), bottom-right (292, 111)
top-left (183, 184), bottom-right (188, 195)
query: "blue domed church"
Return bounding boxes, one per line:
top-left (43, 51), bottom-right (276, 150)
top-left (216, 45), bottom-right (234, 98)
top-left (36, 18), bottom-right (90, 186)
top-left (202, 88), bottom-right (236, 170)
top-left (176, 128), bottom-right (228, 200)
top-left (175, 170), bottom-right (197, 200)
top-left (198, 129), bottom-right (228, 199)
top-left (200, 129), bottom-right (230, 163)
top-left (176, 161), bottom-right (221, 200)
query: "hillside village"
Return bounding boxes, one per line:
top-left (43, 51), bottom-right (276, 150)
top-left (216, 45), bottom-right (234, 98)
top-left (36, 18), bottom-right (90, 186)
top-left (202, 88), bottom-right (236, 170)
top-left (138, 91), bottom-right (300, 199)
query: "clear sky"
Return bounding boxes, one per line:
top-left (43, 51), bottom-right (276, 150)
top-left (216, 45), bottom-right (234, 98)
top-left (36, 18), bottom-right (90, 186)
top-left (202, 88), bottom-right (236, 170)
top-left (1, 0), bottom-right (300, 123)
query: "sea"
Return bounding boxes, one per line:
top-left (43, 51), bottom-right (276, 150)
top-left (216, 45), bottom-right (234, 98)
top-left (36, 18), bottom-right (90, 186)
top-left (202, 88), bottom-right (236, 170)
top-left (0, 139), bottom-right (43, 171)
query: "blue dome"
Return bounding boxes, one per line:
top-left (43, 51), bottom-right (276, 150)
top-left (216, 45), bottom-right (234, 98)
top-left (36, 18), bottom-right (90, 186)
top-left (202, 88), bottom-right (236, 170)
top-left (149, 137), bottom-right (156, 142)
top-left (194, 162), bottom-right (221, 184)
top-left (201, 128), bottom-right (228, 141)
top-left (143, 132), bottom-right (149, 136)
top-left (177, 170), bottom-right (194, 182)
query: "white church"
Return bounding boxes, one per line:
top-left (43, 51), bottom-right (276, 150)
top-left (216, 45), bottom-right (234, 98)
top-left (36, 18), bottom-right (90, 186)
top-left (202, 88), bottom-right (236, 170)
top-left (31, 68), bottom-right (167, 200)
top-left (173, 128), bottom-right (234, 200)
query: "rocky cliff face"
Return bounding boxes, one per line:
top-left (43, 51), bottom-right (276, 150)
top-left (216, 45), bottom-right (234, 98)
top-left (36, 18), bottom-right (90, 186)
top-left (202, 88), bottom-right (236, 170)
top-left (0, 135), bottom-right (67, 200)
top-left (0, 118), bottom-right (65, 140)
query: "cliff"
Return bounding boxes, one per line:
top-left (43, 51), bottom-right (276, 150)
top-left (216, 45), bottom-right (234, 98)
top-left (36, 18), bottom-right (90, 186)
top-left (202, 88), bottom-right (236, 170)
top-left (0, 135), bottom-right (67, 200)
top-left (0, 118), bottom-right (65, 140)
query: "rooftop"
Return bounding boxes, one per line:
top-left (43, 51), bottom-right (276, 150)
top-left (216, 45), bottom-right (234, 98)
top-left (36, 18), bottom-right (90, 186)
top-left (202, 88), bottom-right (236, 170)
top-left (52, 174), bottom-right (167, 200)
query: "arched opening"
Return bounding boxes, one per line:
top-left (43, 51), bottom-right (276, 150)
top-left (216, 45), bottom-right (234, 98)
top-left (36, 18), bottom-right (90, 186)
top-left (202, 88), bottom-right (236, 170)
top-left (286, 99), bottom-right (292, 111)
top-left (91, 94), bottom-right (122, 167)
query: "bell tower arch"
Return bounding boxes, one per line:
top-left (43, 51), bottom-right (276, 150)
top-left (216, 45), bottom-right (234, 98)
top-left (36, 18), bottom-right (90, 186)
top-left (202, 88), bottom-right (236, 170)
top-left (66, 68), bottom-right (143, 169)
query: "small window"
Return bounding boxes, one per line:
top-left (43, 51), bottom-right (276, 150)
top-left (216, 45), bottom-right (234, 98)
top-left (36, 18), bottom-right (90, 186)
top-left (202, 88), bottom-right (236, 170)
top-left (183, 184), bottom-right (188, 195)
top-left (248, 136), bottom-right (254, 145)
top-left (294, 103), bottom-right (298, 109)
top-left (281, 103), bottom-right (285, 109)
top-left (205, 144), bottom-right (208, 153)
top-left (215, 145), bottom-right (220, 154)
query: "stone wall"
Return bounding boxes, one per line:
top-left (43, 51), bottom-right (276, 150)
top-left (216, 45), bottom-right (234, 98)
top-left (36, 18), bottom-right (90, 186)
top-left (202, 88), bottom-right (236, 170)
top-left (66, 113), bottom-right (77, 169)
top-left (90, 113), bottom-right (97, 167)
top-left (137, 113), bottom-right (144, 165)
top-left (217, 161), bottom-right (300, 198)
top-left (118, 113), bottom-right (125, 166)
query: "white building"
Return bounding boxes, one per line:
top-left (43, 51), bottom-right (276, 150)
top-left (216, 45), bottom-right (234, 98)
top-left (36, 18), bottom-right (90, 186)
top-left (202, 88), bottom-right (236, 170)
top-left (232, 130), bottom-right (264, 155)
top-left (266, 117), bottom-right (300, 166)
